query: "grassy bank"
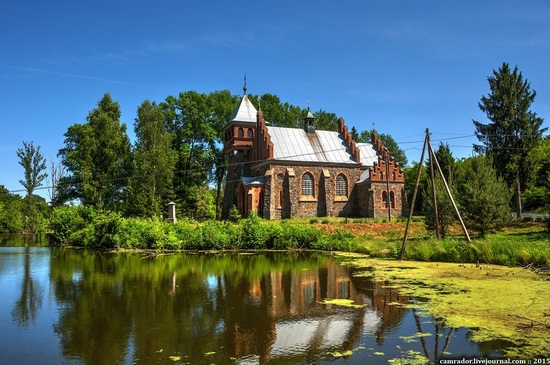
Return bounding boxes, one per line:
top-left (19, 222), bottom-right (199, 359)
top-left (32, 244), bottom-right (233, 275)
top-left (49, 206), bottom-right (549, 267)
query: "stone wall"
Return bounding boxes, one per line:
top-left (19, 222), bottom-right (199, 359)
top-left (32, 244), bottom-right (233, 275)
top-left (369, 182), bottom-right (406, 219)
top-left (260, 164), bottom-right (366, 219)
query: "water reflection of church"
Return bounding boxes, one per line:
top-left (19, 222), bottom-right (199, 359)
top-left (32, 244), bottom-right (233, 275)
top-left (226, 261), bottom-right (408, 364)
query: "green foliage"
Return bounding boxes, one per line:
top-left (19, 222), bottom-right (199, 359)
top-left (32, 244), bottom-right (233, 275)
top-left (58, 93), bottom-right (133, 210)
top-left (227, 205), bottom-right (241, 223)
top-left (524, 137), bottom-right (550, 211)
top-left (358, 130), bottom-right (408, 168)
top-left (0, 186), bottom-right (24, 233)
top-left (127, 100), bottom-right (176, 218)
top-left (473, 63), bottom-right (547, 214)
top-left (403, 162), bottom-right (428, 214)
top-left (455, 156), bottom-right (511, 236)
top-left (16, 141), bottom-right (47, 197)
top-left (422, 175), bottom-right (456, 237)
top-left (49, 205), bottom-right (96, 245)
top-left (434, 142), bottom-right (455, 182)
top-left (240, 212), bottom-right (268, 249)
top-left (21, 194), bottom-right (50, 233)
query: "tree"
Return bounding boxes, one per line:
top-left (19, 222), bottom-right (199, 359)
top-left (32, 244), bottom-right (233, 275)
top-left (358, 130), bottom-right (408, 168)
top-left (0, 186), bottom-right (23, 233)
top-left (473, 63), bottom-right (547, 217)
top-left (208, 90), bottom-right (240, 218)
top-left (127, 100), bottom-right (176, 217)
top-left (455, 156), bottom-right (511, 236)
top-left (523, 137), bottom-right (550, 211)
top-left (313, 109), bottom-right (339, 131)
top-left (161, 91), bottom-right (218, 216)
top-left (48, 160), bottom-right (66, 205)
top-left (422, 175), bottom-right (457, 238)
top-left (403, 161), bottom-right (428, 214)
top-left (17, 141), bottom-right (47, 197)
top-left (58, 93), bottom-right (133, 210)
top-left (434, 142), bottom-right (455, 182)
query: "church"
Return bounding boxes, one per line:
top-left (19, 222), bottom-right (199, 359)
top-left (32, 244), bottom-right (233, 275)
top-left (221, 90), bottom-right (407, 220)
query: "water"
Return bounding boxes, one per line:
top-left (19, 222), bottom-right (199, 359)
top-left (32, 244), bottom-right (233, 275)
top-left (0, 236), bottom-right (506, 364)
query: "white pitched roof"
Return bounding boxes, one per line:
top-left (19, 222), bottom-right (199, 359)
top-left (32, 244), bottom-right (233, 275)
top-left (267, 126), bottom-right (378, 167)
top-left (229, 95), bottom-right (257, 124)
top-left (357, 143), bottom-right (378, 166)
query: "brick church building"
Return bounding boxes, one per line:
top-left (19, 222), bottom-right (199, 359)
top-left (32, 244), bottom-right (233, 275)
top-left (221, 91), bottom-right (406, 220)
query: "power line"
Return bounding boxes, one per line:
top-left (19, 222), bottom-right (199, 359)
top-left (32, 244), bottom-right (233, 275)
top-left (6, 132), bottom-right (543, 195)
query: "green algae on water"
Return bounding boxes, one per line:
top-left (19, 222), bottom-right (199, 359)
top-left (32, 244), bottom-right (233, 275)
top-left (338, 254), bottom-right (550, 357)
top-left (320, 298), bottom-right (366, 308)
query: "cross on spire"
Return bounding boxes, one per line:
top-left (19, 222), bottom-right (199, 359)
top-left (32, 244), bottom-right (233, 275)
top-left (243, 73), bottom-right (247, 95)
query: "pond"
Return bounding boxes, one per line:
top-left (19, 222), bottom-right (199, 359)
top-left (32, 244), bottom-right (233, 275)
top-left (0, 235), bottom-right (507, 365)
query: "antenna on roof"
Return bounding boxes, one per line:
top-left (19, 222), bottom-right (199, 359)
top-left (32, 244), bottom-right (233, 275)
top-left (243, 73), bottom-right (247, 95)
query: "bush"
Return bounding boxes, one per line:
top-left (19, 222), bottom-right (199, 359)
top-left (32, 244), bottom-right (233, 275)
top-left (241, 212), bottom-right (270, 249)
top-left (49, 205), bottom-right (96, 245)
top-left (228, 205), bottom-right (241, 223)
top-left (92, 211), bottom-right (123, 248)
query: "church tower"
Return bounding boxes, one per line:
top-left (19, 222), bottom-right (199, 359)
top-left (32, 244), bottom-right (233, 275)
top-left (221, 79), bottom-right (258, 218)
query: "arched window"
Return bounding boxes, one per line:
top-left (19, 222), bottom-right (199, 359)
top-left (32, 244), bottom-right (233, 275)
top-left (247, 129), bottom-right (254, 138)
top-left (392, 171), bottom-right (396, 181)
top-left (379, 172), bottom-right (384, 180)
top-left (390, 191), bottom-right (395, 208)
top-left (278, 190), bottom-right (284, 208)
top-left (382, 191), bottom-right (388, 208)
top-left (302, 173), bottom-right (314, 196)
top-left (336, 174), bottom-right (348, 197)
top-left (277, 173), bottom-right (285, 181)
top-left (238, 127), bottom-right (244, 138)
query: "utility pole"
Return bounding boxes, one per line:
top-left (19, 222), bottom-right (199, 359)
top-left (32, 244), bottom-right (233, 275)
top-left (385, 154), bottom-right (391, 222)
top-left (427, 129), bottom-right (441, 239)
top-left (400, 128), bottom-right (471, 260)
top-left (400, 132), bottom-right (428, 260)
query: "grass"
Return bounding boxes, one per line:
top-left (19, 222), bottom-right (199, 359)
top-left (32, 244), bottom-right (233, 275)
top-left (50, 206), bottom-right (549, 268)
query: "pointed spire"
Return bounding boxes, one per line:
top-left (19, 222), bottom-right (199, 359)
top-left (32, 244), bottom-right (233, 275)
top-left (243, 73), bottom-right (247, 95)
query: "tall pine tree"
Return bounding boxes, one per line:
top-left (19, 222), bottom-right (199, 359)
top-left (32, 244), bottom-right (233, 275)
top-left (473, 63), bottom-right (547, 217)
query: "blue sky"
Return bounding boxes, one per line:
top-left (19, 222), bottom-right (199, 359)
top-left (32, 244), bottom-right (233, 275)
top-left (1, 0), bottom-right (549, 199)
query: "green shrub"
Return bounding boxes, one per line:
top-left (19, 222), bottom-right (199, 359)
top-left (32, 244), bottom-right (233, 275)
top-left (241, 212), bottom-right (270, 249)
top-left (92, 211), bottom-right (123, 248)
top-left (49, 205), bottom-right (96, 245)
top-left (228, 205), bottom-right (241, 223)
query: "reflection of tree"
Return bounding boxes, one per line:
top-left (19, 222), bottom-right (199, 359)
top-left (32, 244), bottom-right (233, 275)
top-left (12, 246), bottom-right (43, 326)
top-left (49, 251), bottom-right (370, 365)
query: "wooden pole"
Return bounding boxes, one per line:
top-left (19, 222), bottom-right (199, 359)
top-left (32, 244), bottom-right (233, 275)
top-left (428, 130), bottom-right (441, 239)
top-left (428, 141), bottom-right (472, 244)
top-left (400, 132), bottom-right (428, 260)
top-left (386, 154), bottom-right (391, 222)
